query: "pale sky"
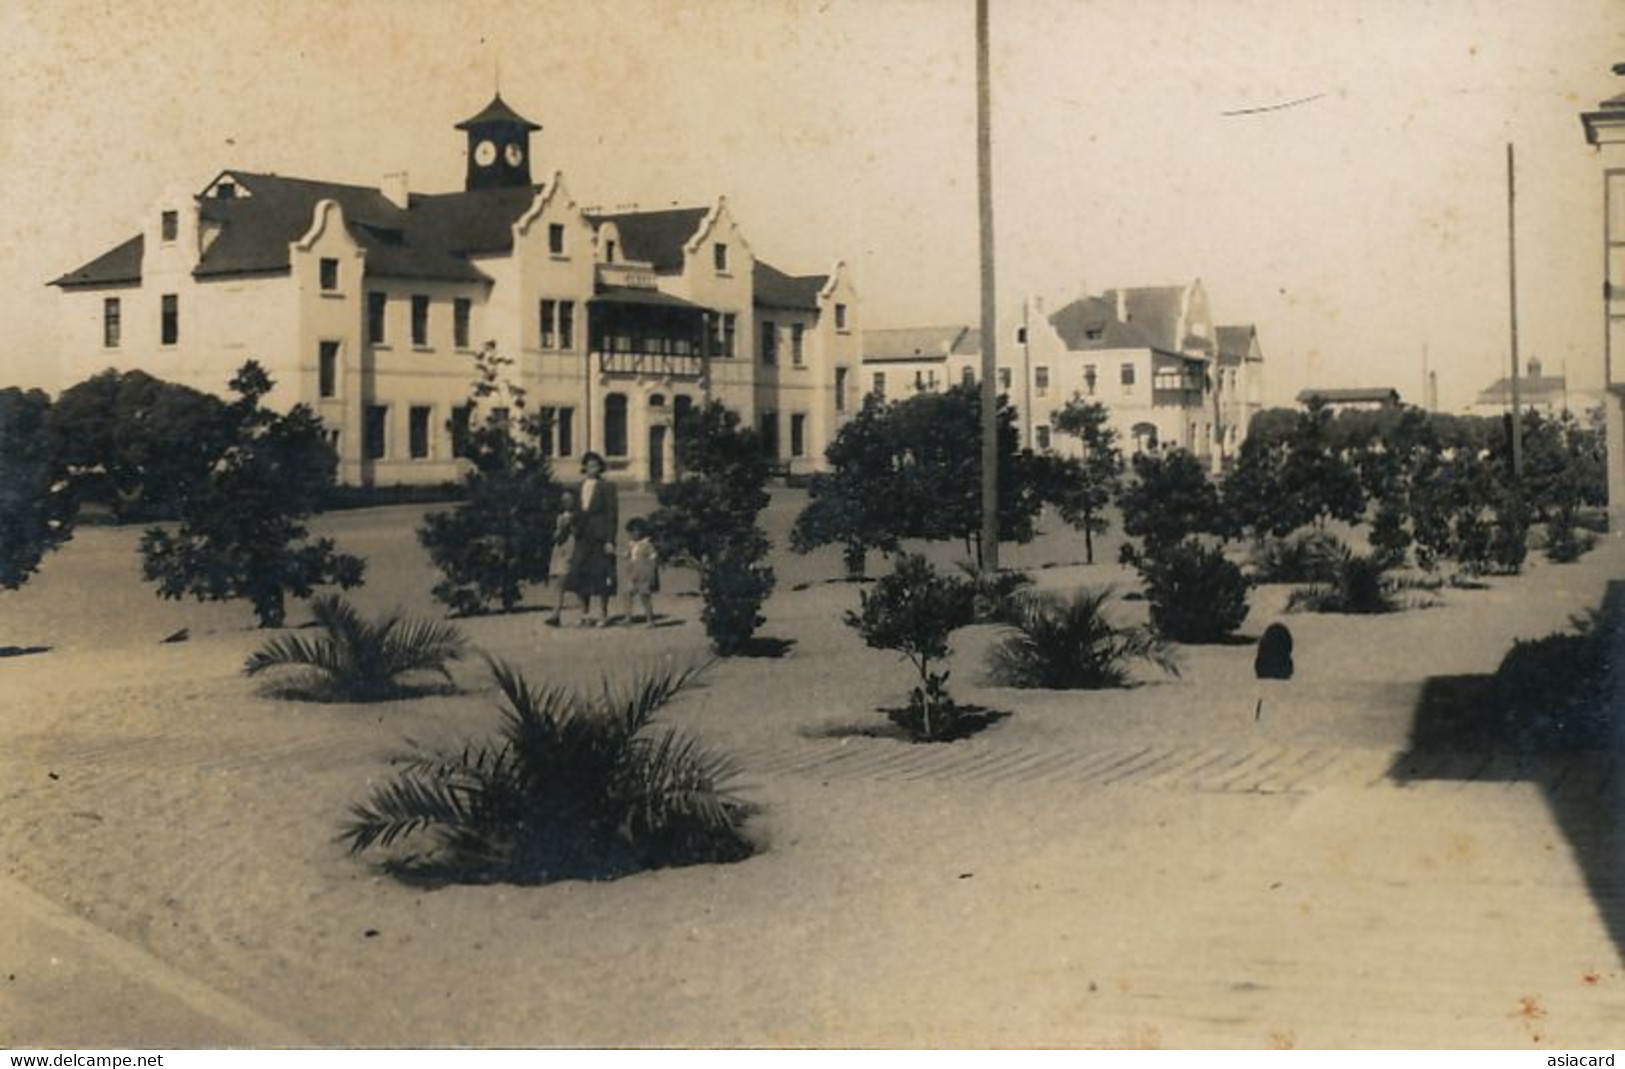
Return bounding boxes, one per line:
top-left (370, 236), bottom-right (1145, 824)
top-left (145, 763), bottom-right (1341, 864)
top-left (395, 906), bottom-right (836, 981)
top-left (2, 0), bottom-right (1621, 410)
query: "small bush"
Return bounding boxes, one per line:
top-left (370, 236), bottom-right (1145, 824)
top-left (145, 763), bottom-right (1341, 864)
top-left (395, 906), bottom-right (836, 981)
top-left (1493, 611), bottom-right (1612, 750)
top-left (1247, 529), bottom-right (1347, 584)
top-left (244, 594), bottom-right (467, 701)
top-left (846, 554), bottom-right (977, 741)
top-left (341, 658), bottom-right (752, 884)
top-left (1286, 551), bottom-right (1401, 615)
top-left (1140, 539), bottom-right (1250, 643)
top-left (1544, 509), bottom-right (1597, 564)
top-left (700, 550), bottom-right (776, 656)
top-left (988, 588), bottom-right (1179, 689)
top-left (953, 562), bottom-right (1032, 624)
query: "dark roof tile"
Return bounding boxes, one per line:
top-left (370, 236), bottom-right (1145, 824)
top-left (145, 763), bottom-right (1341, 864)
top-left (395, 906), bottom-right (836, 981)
top-left (585, 207), bottom-right (708, 274)
top-left (52, 234), bottom-right (143, 288)
top-left (752, 260), bottom-right (826, 310)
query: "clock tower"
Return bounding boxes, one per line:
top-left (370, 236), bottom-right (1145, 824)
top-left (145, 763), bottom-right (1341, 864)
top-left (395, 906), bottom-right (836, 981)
top-left (456, 95), bottom-right (541, 192)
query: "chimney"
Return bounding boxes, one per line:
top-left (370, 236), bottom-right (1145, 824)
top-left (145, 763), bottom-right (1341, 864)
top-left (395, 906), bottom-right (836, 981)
top-left (1527, 355), bottom-right (1543, 380)
top-left (382, 171), bottom-right (409, 210)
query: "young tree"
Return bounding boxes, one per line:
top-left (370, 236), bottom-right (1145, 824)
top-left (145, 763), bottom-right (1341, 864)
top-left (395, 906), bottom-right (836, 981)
top-left (1119, 449), bottom-right (1228, 563)
top-left (140, 362), bottom-right (365, 627)
top-left (645, 401), bottom-right (776, 654)
top-left (790, 395), bottom-right (904, 578)
top-left (418, 345), bottom-right (563, 615)
top-left (1048, 396), bottom-right (1124, 564)
top-left (845, 554), bottom-right (975, 741)
top-left (0, 388), bottom-right (76, 590)
top-left (1226, 401), bottom-right (1363, 540)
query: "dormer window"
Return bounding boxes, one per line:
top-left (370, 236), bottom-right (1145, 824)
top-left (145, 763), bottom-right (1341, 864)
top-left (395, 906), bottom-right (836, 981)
top-left (1085, 327), bottom-right (1104, 341)
top-left (216, 182), bottom-right (236, 200)
top-left (714, 243), bottom-right (729, 272)
top-left (548, 224), bottom-right (565, 256)
top-left (161, 211), bottom-right (178, 242)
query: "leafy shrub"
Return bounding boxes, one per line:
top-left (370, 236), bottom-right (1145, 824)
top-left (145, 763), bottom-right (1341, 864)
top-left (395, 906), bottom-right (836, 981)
top-left (341, 659), bottom-right (752, 884)
top-left (244, 595), bottom-right (468, 701)
top-left (789, 396), bottom-right (903, 578)
top-left (419, 345), bottom-right (563, 615)
top-left (1544, 509), bottom-right (1597, 564)
top-left (952, 561), bottom-right (1032, 624)
top-left (1139, 539), bottom-right (1249, 643)
top-left (1247, 529), bottom-right (1347, 584)
top-left (845, 554), bottom-right (977, 741)
top-left (987, 588), bottom-right (1179, 689)
top-left (139, 363), bottom-right (364, 627)
top-left (1119, 449), bottom-right (1228, 564)
top-left (1286, 550), bottom-right (1401, 615)
top-left (699, 547), bottom-right (776, 656)
top-left (0, 388), bottom-right (75, 590)
top-left (1493, 612), bottom-right (1613, 750)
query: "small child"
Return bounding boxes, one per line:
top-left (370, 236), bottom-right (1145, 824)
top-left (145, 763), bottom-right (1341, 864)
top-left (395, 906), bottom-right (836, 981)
top-left (546, 492), bottom-right (577, 627)
top-left (623, 517), bottom-right (660, 627)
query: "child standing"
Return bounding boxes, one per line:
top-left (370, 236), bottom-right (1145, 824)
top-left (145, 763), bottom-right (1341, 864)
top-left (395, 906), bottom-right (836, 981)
top-left (623, 517), bottom-right (660, 627)
top-left (545, 492), bottom-right (577, 627)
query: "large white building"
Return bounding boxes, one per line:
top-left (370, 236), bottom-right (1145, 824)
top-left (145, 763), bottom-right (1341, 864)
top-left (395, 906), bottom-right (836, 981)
top-left (863, 280), bottom-right (1264, 465)
top-left (51, 96), bottom-right (861, 486)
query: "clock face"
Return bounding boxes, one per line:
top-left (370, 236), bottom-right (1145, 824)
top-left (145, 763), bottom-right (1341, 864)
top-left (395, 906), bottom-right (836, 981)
top-left (504, 143), bottom-right (525, 167)
top-left (474, 140), bottom-right (497, 166)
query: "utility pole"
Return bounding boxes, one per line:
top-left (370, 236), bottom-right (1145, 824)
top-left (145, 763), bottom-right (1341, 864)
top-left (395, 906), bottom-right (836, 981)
top-left (976, 0), bottom-right (999, 570)
top-left (1507, 142), bottom-right (1524, 478)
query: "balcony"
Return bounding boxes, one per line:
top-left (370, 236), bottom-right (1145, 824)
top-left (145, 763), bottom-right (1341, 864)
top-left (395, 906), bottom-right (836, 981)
top-left (597, 349), bottom-right (705, 379)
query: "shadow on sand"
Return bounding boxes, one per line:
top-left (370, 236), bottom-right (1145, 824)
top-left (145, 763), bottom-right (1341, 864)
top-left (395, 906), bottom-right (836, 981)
top-left (1390, 580), bottom-right (1625, 960)
top-left (0, 645), bottom-right (50, 659)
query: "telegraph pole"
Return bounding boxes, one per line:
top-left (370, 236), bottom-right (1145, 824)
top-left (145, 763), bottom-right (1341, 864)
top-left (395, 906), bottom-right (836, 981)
top-left (1507, 142), bottom-right (1524, 478)
top-left (976, 0), bottom-right (999, 570)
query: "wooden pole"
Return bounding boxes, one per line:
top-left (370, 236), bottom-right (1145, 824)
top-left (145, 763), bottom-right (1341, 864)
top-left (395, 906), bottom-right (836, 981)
top-left (977, 0), bottom-right (1000, 570)
top-left (1507, 142), bottom-right (1524, 478)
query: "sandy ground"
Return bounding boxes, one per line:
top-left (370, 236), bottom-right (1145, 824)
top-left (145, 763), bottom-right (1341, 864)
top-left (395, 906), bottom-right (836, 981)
top-left (1, 492), bottom-right (1622, 1048)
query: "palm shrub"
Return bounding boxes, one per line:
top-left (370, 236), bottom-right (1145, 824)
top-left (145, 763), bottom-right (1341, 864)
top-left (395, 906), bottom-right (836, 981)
top-left (1140, 539), bottom-right (1249, 643)
top-left (244, 594), bottom-right (468, 701)
top-left (1247, 529), bottom-right (1347, 584)
top-left (1286, 550), bottom-right (1401, 615)
top-left (988, 588), bottom-right (1180, 689)
top-left (341, 658), bottom-right (752, 884)
top-left (845, 554), bottom-right (976, 741)
top-left (952, 561), bottom-right (1032, 624)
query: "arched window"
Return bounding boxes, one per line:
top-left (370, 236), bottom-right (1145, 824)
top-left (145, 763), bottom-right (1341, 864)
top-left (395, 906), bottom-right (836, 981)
top-left (604, 393), bottom-right (628, 457)
top-left (649, 393), bottom-right (666, 407)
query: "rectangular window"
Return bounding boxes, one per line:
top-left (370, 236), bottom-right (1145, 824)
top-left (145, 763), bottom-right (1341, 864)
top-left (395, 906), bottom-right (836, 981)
top-left (834, 366), bottom-right (848, 412)
top-left (605, 239), bottom-right (617, 263)
top-left (216, 181), bottom-right (236, 199)
top-left (1084, 364), bottom-right (1097, 396)
top-left (367, 292), bottom-right (387, 344)
top-left (791, 323), bottom-right (805, 366)
top-left (997, 367), bottom-right (1011, 391)
top-left (1121, 363), bottom-right (1136, 386)
top-left (835, 303), bottom-right (848, 330)
top-left (450, 405), bottom-right (473, 458)
top-left (1035, 425), bottom-right (1051, 450)
top-left (411, 295), bottom-right (429, 347)
top-left (453, 298), bottom-right (471, 349)
top-left (759, 410), bottom-right (779, 458)
top-left (160, 294), bottom-right (178, 346)
top-left (761, 320), bottom-right (777, 365)
top-left (559, 300), bottom-right (575, 350)
top-left (961, 366), bottom-right (975, 387)
top-left (714, 243), bottom-right (728, 272)
top-left (1035, 366), bottom-right (1050, 396)
top-left (548, 223), bottom-right (565, 256)
top-left (540, 299), bottom-right (556, 348)
top-left (557, 406), bottom-right (574, 457)
top-left (723, 313), bottom-right (736, 358)
top-left (103, 297), bottom-right (121, 348)
top-left (790, 413), bottom-right (806, 458)
top-left (1016, 326), bottom-right (1028, 344)
top-left (363, 405), bottom-right (388, 460)
top-left (161, 211), bottom-right (178, 242)
top-left (409, 406), bottom-right (431, 459)
top-left (318, 341), bottom-right (339, 398)
top-left (914, 370), bottom-right (925, 392)
top-left (319, 257), bottom-right (339, 291)
top-left (872, 371), bottom-right (885, 399)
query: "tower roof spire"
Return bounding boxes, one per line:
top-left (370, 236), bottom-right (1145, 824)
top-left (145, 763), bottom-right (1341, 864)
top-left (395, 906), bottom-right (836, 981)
top-left (455, 94), bottom-right (541, 132)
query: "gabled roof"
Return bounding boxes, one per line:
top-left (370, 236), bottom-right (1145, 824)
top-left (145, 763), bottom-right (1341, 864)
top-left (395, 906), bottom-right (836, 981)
top-left (1106, 286), bottom-right (1189, 354)
top-left (584, 207), bottom-right (709, 274)
top-left (1215, 324), bottom-right (1259, 361)
top-left (1047, 295), bottom-right (1155, 351)
top-left (52, 234), bottom-right (144, 288)
top-left (862, 325), bottom-right (972, 363)
top-left (753, 260), bottom-right (827, 311)
top-left (404, 184), bottom-right (546, 257)
top-left (1475, 372), bottom-right (1568, 406)
top-left (455, 94), bottom-right (542, 131)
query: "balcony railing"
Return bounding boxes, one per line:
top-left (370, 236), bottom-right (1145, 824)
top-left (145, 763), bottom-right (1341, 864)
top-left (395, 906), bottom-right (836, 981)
top-left (597, 349), bottom-right (706, 379)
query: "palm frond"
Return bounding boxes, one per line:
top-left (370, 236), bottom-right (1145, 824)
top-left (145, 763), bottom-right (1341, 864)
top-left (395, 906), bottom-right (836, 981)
top-left (988, 586), bottom-right (1178, 689)
top-left (248, 595), bottom-right (466, 701)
